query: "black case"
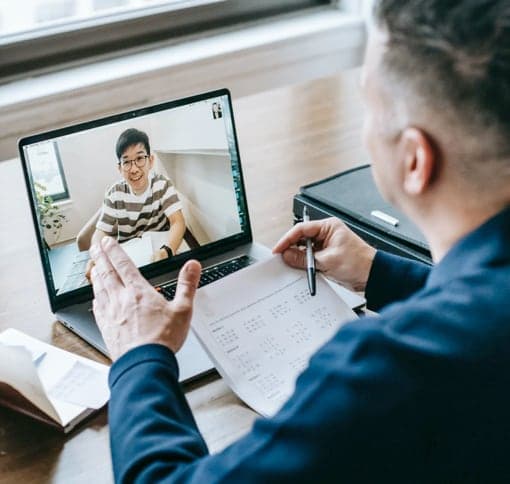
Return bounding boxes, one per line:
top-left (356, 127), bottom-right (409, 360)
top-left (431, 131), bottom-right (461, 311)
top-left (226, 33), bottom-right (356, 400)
top-left (293, 165), bottom-right (432, 264)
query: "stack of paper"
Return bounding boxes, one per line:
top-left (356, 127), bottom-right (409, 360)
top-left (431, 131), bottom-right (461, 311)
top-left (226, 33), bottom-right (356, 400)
top-left (0, 329), bottom-right (110, 433)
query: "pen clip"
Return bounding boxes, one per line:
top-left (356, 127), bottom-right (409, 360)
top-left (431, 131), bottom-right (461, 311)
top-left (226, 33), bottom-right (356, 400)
top-left (302, 205), bottom-right (309, 222)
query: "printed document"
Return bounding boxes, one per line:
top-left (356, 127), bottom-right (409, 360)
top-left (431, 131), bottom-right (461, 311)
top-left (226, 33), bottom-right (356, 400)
top-left (192, 256), bottom-right (357, 417)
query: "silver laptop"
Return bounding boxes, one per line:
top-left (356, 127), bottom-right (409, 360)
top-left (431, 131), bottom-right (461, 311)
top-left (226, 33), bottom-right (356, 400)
top-left (19, 89), bottom-right (364, 384)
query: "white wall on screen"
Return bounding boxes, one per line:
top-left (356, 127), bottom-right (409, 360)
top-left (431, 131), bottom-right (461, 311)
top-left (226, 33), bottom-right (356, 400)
top-left (156, 150), bottom-right (240, 244)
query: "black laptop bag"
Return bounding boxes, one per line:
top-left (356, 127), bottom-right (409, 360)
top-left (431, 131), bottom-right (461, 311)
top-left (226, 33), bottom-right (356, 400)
top-left (292, 165), bottom-right (432, 265)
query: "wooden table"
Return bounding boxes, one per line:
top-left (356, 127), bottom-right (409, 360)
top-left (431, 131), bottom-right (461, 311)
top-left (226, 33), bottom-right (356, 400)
top-left (0, 69), bottom-right (367, 483)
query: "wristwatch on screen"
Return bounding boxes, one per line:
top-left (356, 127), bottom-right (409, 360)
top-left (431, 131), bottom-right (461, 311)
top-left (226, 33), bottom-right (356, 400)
top-left (160, 245), bottom-right (173, 258)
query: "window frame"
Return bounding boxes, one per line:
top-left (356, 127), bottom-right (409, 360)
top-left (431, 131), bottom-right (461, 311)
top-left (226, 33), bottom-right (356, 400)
top-left (29, 141), bottom-right (71, 202)
top-left (0, 0), bottom-right (331, 82)
top-left (47, 142), bottom-right (70, 202)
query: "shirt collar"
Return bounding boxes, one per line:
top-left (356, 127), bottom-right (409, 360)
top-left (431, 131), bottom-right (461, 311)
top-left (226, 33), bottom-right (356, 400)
top-left (426, 205), bottom-right (510, 289)
top-left (126, 169), bottom-right (154, 196)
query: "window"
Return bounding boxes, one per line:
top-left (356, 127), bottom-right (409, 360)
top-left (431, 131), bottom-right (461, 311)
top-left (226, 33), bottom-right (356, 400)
top-left (27, 141), bottom-right (70, 201)
top-left (0, 0), bottom-right (332, 83)
top-left (35, 0), bottom-right (77, 24)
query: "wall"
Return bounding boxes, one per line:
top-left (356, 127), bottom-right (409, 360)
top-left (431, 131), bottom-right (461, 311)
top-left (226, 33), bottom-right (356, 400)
top-left (148, 100), bottom-right (228, 151)
top-left (157, 151), bottom-right (241, 244)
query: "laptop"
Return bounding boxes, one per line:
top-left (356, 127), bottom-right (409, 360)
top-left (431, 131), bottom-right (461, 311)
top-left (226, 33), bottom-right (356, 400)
top-left (18, 89), bottom-right (364, 384)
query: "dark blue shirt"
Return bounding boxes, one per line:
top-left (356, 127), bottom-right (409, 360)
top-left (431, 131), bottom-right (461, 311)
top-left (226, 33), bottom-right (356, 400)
top-left (108, 206), bottom-right (510, 483)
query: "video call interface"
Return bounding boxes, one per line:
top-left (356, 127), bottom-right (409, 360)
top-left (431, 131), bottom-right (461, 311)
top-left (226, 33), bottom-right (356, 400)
top-left (23, 96), bottom-right (246, 297)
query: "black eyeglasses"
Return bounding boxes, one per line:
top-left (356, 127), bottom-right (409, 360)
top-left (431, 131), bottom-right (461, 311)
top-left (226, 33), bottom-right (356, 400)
top-left (119, 155), bottom-right (149, 172)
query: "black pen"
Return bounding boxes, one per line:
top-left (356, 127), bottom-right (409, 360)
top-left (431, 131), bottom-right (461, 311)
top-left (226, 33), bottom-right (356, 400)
top-left (302, 206), bottom-right (316, 296)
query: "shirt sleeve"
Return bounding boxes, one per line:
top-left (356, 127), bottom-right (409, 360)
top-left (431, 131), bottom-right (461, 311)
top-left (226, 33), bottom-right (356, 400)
top-left (160, 179), bottom-right (183, 218)
top-left (365, 250), bottom-right (431, 312)
top-left (107, 267), bottom-right (508, 483)
top-left (96, 191), bottom-right (117, 236)
top-left (107, 314), bottom-right (429, 484)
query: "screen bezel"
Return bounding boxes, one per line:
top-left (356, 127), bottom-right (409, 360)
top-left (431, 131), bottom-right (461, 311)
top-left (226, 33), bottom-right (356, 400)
top-left (19, 88), bottom-right (253, 312)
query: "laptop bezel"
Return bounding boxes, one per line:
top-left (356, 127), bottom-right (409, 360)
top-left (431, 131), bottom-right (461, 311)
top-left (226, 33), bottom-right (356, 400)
top-left (18, 88), bottom-right (254, 313)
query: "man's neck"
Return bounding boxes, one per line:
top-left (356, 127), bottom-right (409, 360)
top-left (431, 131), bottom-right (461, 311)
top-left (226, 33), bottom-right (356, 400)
top-left (415, 197), bottom-right (509, 262)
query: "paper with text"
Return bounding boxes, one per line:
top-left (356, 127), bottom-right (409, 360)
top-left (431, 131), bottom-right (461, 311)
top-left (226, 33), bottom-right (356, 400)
top-left (0, 329), bottom-right (110, 428)
top-left (192, 256), bottom-right (357, 417)
top-left (48, 361), bottom-right (110, 409)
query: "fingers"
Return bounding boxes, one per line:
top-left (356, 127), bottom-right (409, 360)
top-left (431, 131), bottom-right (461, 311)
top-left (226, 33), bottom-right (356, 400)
top-left (272, 220), bottom-right (324, 254)
top-left (281, 246), bottom-right (330, 273)
top-left (172, 260), bottom-right (201, 314)
top-left (90, 264), bottom-right (109, 327)
top-left (101, 236), bottom-right (146, 288)
top-left (85, 259), bottom-right (94, 282)
top-left (282, 247), bottom-right (307, 269)
top-left (90, 238), bottom-right (123, 296)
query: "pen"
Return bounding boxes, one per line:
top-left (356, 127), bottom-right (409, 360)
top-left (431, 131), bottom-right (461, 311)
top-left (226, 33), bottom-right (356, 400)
top-left (302, 206), bottom-right (316, 296)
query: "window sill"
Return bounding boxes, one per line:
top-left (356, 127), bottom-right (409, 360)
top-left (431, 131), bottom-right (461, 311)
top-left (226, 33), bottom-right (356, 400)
top-left (0, 9), bottom-right (365, 160)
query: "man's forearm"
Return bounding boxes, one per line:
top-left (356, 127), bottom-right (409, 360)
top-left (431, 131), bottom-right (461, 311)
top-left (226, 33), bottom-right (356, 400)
top-left (168, 217), bottom-right (186, 255)
top-left (108, 345), bottom-right (209, 483)
top-left (107, 315), bottom-right (430, 483)
top-left (365, 251), bottom-right (431, 311)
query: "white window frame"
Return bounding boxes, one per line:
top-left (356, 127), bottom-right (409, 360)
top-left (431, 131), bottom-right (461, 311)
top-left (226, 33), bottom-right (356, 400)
top-left (0, 1), bottom-right (366, 161)
top-left (0, 0), bottom-right (331, 83)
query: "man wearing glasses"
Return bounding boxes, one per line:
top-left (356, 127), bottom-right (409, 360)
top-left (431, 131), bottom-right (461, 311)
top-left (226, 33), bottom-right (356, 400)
top-left (90, 128), bottom-right (185, 263)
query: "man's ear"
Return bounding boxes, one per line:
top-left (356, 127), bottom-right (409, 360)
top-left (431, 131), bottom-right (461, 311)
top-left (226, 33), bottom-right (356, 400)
top-left (400, 127), bottom-right (437, 196)
top-left (149, 154), bottom-right (155, 169)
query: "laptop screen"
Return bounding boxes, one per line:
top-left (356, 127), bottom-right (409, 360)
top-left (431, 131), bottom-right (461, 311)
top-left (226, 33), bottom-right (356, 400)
top-left (19, 90), bottom-right (251, 305)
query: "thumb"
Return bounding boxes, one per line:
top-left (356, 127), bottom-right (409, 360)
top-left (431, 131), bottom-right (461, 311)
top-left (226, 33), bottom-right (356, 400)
top-left (173, 260), bottom-right (202, 312)
top-left (282, 248), bottom-right (306, 269)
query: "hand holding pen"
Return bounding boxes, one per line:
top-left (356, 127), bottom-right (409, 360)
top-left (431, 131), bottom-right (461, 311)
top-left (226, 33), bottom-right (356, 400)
top-left (272, 216), bottom-right (377, 294)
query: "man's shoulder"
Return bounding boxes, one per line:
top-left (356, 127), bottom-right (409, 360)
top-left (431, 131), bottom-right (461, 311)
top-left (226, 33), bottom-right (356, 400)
top-left (376, 268), bottom-right (510, 359)
top-left (103, 180), bottom-right (130, 208)
top-left (106, 179), bottom-right (129, 196)
top-left (151, 173), bottom-right (173, 188)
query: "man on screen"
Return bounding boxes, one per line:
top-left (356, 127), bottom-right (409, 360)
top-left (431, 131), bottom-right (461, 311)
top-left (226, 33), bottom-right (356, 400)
top-left (89, 128), bottom-right (185, 264)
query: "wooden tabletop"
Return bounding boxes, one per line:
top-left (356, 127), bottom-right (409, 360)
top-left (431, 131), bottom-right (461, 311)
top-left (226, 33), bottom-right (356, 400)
top-left (0, 68), bottom-right (367, 483)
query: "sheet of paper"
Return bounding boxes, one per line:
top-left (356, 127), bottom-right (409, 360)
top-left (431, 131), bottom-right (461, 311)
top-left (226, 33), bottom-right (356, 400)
top-left (48, 361), bottom-right (110, 409)
top-left (0, 329), bottom-right (110, 426)
top-left (191, 255), bottom-right (357, 417)
top-left (146, 230), bottom-right (170, 253)
top-left (324, 278), bottom-right (366, 309)
top-left (0, 344), bottom-right (61, 423)
top-left (120, 233), bottom-right (153, 267)
top-left (4, 344), bottom-right (45, 363)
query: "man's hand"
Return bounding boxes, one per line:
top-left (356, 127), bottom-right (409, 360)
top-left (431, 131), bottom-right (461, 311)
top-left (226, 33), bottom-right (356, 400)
top-left (90, 236), bottom-right (201, 361)
top-left (85, 259), bottom-right (95, 282)
top-left (85, 229), bottom-right (108, 281)
top-left (272, 217), bottom-right (376, 292)
top-left (152, 248), bottom-right (169, 262)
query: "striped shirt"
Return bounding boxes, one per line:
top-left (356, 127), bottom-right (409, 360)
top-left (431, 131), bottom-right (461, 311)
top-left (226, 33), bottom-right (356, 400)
top-left (96, 172), bottom-right (182, 241)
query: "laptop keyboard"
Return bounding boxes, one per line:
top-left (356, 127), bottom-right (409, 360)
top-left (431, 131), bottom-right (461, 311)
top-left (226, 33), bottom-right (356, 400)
top-left (157, 255), bottom-right (255, 300)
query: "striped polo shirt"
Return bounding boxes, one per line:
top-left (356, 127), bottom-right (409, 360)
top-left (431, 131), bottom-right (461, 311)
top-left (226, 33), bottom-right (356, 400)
top-left (96, 172), bottom-right (183, 241)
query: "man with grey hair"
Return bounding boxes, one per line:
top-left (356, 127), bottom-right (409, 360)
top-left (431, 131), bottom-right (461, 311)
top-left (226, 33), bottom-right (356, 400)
top-left (90, 0), bottom-right (510, 482)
